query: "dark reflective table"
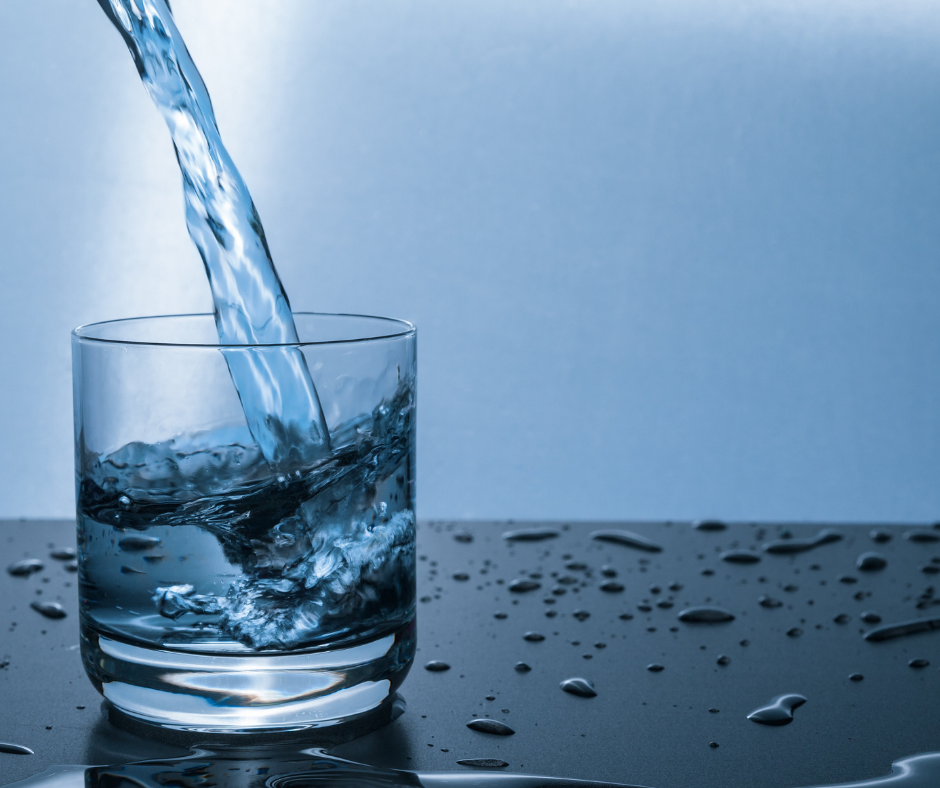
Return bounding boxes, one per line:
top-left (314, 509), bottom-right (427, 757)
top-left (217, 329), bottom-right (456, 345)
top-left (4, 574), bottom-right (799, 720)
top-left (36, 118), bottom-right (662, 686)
top-left (2, 520), bottom-right (939, 786)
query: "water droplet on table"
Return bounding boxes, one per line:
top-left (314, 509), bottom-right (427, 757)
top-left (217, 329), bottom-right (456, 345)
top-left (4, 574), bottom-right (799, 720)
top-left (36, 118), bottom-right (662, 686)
top-left (721, 550), bottom-right (761, 564)
top-left (763, 530), bottom-right (843, 554)
top-left (561, 677), bottom-right (597, 697)
top-left (591, 529), bottom-right (663, 553)
top-left (860, 611), bottom-right (882, 623)
top-left (678, 606), bottom-right (735, 623)
top-left (647, 663), bottom-right (664, 672)
top-left (573, 610), bottom-right (591, 621)
top-left (787, 627), bottom-right (803, 637)
top-left (30, 601), bottom-right (66, 619)
top-left (857, 552), bottom-right (887, 571)
top-left (425, 660), bottom-right (451, 672)
top-left (864, 616), bottom-right (940, 642)
top-left (905, 530), bottom-right (940, 543)
top-left (759, 595), bottom-right (783, 608)
top-left (467, 719), bottom-right (515, 735)
top-left (509, 579), bottom-right (541, 593)
top-left (747, 693), bottom-right (807, 725)
top-left (514, 662), bottom-right (532, 673)
top-left (600, 581), bottom-right (625, 593)
top-left (457, 759), bottom-right (510, 768)
top-left (909, 658), bottom-right (930, 668)
top-left (694, 520), bottom-right (727, 532)
top-left (503, 528), bottom-right (560, 542)
top-left (7, 559), bottom-right (43, 577)
top-left (523, 631), bottom-right (545, 642)
top-left (849, 673), bottom-right (864, 682)
top-left (0, 742), bottom-right (33, 755)
top-left (49, 548), bottom-right (76, 561)
top-left (454, 530), bottom-right (474, 543)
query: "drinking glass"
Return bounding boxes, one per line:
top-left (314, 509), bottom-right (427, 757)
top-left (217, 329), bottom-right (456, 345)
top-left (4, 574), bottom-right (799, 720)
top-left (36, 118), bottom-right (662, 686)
top-left (72, 313), bottom-right (416, 733)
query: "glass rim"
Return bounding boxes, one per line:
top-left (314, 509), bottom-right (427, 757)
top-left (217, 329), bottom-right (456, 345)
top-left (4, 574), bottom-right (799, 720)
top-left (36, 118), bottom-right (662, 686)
top-left (72, 312), bottom-right (416, 349)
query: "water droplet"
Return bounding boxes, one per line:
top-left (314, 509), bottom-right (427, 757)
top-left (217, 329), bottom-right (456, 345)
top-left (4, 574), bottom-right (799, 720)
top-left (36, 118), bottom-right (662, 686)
top-left (7, 559), bottom-right (43, 577)
top-left (694, 520), bottom-right (727, 532)
top-left (860, 611), bottom-right (882, 624)
top-left (599, 581), bottom-right (624, 593)
top-left (656, 600), bottom-right (674, 610)
top-left (453, 530), bottom-right (474, 543)
top-left (786, 627), bottom-right (803, 637)
top-left (503, 528), bottom-right (560, 542)
top-left (702, 568), bottom-right (715, 576)
top-left (572, 610), bottom-right (591, 621)
top-left (905, 530), bottom-right (940, 544)
top-left (120, 565), bottom-right (146, 575)
top-left (118, 535), bottom-right (161, 551)
top-left (709, 742), bottom-right (719, 749)
top-left (619, 613), bottom-right (634, 620)
top-left (709, 708), bottom-right (720, 713)
top-left (909, 658), bottom-right (930, 668)
top-left (453, 572), bottom-right (470, 582)
top-left (601, 566), bottom-right (617, 578)
top-left (514, 662), bottom-right (532, 673)
top-left (647, 663), bottom-right (664, 672)
top-left (49, 548), bottom-right (76, 561)
top-left (721, 550), bottom-right (761, 564)
top-left (837, 574), bottom-right (858, 584)
top-left (64, 560), bottom-right (78, 572)
top-left (30, 601), bottom-right (66, 619)
top-left (716, 655), bottom-right (730, 666)
top-left (669, 581), bottom-right (683, 591)
top-left (834, 614), bottom-right (851, 625)
top-left (523, 631), bottom-right (545, 642)
top-left (759, 595), bottom-right (783, 608)
top-left (457, 759), bottom-right (510, 768)
top-left (678, 606), bottom-right (735, 624)
top-left (565, 561), bottom-right (588, 571)
top-left (740, 639), bottom-right (750, 646)
top-left (590, 529), bottom-right (663, 553)
top-left (508, 579), bottom-right (541, 593)
top-left (857, 552), bottom-right (887, 571)
top-left (849, 673), bottom-right (864, 681)
top-left (494, 612), bottom-right (508, 620)
top-left (425, 661), bottom-right (451, 672)
top-left (864, 616), bottom-right (940, 642)
top-left (467, 719), bottom-right (514, 736)
top-left (921, 565), bottom-right (940, 575)
top-left (763, 529), bottom-right (843, 555)
top-left (870, 529), bottom-right (893, 543)
top-left (747, 693), bottom-right (807, 725)
top-left (560, 677), bottom-right (597, 697)
top-left (637, 604), bottom-right (652, 612)
top-left (0, 742), bottom-right (33, 755)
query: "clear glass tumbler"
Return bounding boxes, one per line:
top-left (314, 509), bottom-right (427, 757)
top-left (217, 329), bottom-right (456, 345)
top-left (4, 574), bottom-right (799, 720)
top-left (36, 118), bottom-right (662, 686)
top-left (72, 313), bottom-right (416, 733)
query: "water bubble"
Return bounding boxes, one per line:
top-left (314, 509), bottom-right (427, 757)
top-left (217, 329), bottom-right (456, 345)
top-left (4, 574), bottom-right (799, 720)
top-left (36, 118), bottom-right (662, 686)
top-left (860, 611), bottom-right (882, 624)
top-left (905, 530), bottom-right (940, 544)
top-left (573, 610), bottom-right (591, 621)
top-left (467, 719), bottom-right (515, 736)
top-left (721, 550), bottom-right (761, 564)
top-left (523, 632), bottom-right (545, 642)
top-left (7, 559), bottom-right (43, 577)
top-left (864, 616), bottom-right (940, 642)
top-left (763, 529), bottom-right (843, 555)
top-left (694, 520), bottom-right (727, 532)
top-left (716, 655), bottom-right (730, 666)
top-left (600, 581), bottom-right (625, 593)
top-left (647, 664), bottom-right (664, 672)
top-left (678, 606), bottom-right (735, 624)
top-left (849, 673), bottom-right (864, 681)
top-left (591, 529), bottom-right (663, 553)
top-left (909, 658), bottom-right (930, 668)
top-left (514, 662), bottom-right (532, 673)
top-left (857, 552), bottom-right (887, 571)
top-left (508, 579), bottom-right (541, 593)
top-left (425, 661), bottom-right (451, 672)
top-left (0, 742), bottom-right (33, 755)
top-left (49, 548), bottom-right (76, 561)
top-left (30, 601), bottom-right (66, 619)
top-left (759, 595), bottom-right (783, 608)
top-left (786, 627), bottom-right (803, 637)
top-left (118, 535), bottom-right (161, 552)
top-left (503, 528), bottom-right (560, 542)
top-left (747, 693), bottom-right (807, 725)
top-left (457, 759), bottom-right (510, 768)
top-left (561, 677), bottom-right (597, 697)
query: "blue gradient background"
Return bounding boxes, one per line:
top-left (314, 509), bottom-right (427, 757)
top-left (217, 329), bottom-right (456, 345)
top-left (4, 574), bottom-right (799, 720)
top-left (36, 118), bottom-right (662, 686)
top-left (1, 0), bottom-right (938, 522)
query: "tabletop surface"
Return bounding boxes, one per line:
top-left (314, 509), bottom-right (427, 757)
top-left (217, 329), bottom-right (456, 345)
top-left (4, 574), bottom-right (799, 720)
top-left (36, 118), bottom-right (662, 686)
top-left (1, 519), bottom-right (939, 787)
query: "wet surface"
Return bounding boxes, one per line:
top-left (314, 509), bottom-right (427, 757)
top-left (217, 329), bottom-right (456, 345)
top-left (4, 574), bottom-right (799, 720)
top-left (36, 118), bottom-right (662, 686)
top-left (1, 520), bottom-right (940, 787)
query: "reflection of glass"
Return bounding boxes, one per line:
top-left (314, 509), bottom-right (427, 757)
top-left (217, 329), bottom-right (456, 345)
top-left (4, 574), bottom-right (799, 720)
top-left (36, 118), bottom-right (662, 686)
top-left (72, 313), bottom-right (417, 733)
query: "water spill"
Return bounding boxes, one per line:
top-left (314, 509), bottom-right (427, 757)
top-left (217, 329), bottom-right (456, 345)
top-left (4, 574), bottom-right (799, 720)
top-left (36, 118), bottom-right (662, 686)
top-left (508, 579), bottom-right (541, 593)
top-left (502, 528), bottom-right (560, 542)
top-left (118, 535), bottom-right (162, 552)
top-left (763, 529), bottom-right (843, 555)
top-left (909, 658), bottom-right (930, 668)
top-left (457, 759), bottom-right (510, 768)
top-left (30, 601), bottom-right (67, 619)
top-left (677, 606), bottom-right (735, 623)
top-left (560, 677), bottom-right (597, 697)
top-left (905, 530), bottom-right (940, 543)
top-left (759, 595), bottom-right (783, 608)
top-left (863, 616), bottom-right (940, 642)
top-left (720, 550), bottom-right (761, 564)
top-left (590, 530), bottom-right (663, 553)
top-left (49, 548), bottom-right (76, 561)
top-left (747, 693), bottom-right (807, 725)
top-left (523, 632), bottom-right (545, 642)
top-left (857, 553), bottom-right (887, 571)
top-left (0, 741), bottom-right (33, 755)
top-left (600, 581), bottom-right (625, 593)
top-left (467, 719), bottom-right (515, 736)
top-left (7, 559), bottom-right (43, 577)
top-left (424, 661), bottom-right (451, 672)
top-left (694, 520), bottom-right (727, 532)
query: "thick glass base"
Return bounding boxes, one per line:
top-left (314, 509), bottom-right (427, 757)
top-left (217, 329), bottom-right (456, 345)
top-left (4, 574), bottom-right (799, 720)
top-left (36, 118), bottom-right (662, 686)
top-left (81, 618), bottom-right (415, 734)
